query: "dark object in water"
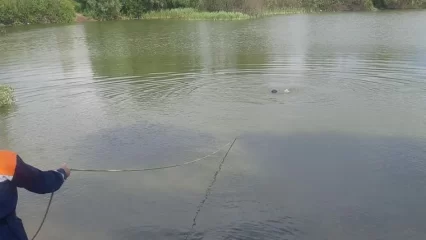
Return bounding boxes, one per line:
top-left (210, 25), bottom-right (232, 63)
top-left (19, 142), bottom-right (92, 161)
top-left (271, 89), bottom-right (278, 93)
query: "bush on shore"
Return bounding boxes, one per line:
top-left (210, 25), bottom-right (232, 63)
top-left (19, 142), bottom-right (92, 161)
top-left (0, 85), bottom-right (14, 107)
top-left (0, 0), bottom-right (75, 25)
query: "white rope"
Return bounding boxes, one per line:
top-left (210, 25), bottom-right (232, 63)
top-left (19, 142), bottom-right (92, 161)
top-left (70, 141), bottom-right (232, 172)
top-left (32, 140), bottom-right (235, 240)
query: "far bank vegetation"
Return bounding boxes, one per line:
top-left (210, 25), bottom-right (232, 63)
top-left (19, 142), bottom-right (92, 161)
top-left (76, 0), bottom-right (426, 21)
top-left (1, 0), bottom-right (426, 25)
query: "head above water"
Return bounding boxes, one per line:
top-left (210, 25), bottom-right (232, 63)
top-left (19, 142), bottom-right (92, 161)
top-left (271, 89), bottom-right (278, 93)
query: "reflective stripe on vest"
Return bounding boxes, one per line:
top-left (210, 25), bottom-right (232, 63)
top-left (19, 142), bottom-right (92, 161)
top-left (0, 150), bottom-right (17, 182)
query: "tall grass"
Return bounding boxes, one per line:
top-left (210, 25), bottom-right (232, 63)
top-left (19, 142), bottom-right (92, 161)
top-left (0, 0), bottom-right (75, 25)
top-left (262, 8), bottom-right (313, 16)
top-left (0, 85), bottom-right (14, 107)
top-left (141, 8), bottom-right (250, 20)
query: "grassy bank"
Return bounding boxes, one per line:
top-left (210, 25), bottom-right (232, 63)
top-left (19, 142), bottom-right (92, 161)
top-left (0, 85), bottom-right (14, 107)
top-left (262, 8), bottom-right (313, 16)
top-left (140, 8), bottom-right (314, 20)
top-left (141, 8), bottom-right (250, 20)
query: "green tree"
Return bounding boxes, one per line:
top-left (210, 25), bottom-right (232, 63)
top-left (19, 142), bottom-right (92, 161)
top-left (121, 0), bottom-right (146, 18)
top-left (0, 0), bottom-right (75, 25)
top-left (82, 0), bottom-right (122, 20)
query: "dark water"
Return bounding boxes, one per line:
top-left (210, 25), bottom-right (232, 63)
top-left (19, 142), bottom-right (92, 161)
top-left (1, 11), bottom-right (426, 240)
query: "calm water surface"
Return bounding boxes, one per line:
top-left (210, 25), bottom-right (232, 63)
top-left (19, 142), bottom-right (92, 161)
top-left (1, 11), bottom-right (426, 240)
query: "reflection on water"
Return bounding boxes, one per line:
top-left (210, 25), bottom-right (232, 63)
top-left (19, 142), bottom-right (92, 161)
top-left (1, 11), bottom-right (426, 240)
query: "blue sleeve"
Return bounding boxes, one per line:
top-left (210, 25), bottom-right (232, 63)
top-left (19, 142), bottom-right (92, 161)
top-left (11, 155), bottom-right (66, 194)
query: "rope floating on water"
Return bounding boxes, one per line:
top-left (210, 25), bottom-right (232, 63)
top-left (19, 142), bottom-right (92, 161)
top-left (70, 141), bottom-right (232, 172)
top-left (32, 140), bottom-right (234, 240)
top-left (31, 192), bottom-right (54, 240)
top-left (185, 138), bottom-right (237, 240)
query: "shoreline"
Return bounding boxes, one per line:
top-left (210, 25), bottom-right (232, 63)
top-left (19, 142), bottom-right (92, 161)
top-left (72, 8), bottom-right (426, 23)
top-left (73, 8), bottom-right (357, 23)
top-left (75, 13), bottom-right (95, 23)
top-left (2, 8), bottom-right (425, 26)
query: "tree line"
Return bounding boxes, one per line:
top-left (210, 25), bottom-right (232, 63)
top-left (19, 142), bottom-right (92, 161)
top-left (1, 0), bottom-right (426, 25)
top-left (74, 0), bottom-right (426, 20)
top-left (0, 0), bottom-right (75, 25)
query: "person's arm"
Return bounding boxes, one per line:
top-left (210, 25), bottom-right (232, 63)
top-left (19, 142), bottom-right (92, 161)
top-left (0, 151), bottom-right (70, 194)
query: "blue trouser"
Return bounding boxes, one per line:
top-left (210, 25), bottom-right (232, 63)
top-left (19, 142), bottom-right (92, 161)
top-left (0, 213), bottom-right (28, 240)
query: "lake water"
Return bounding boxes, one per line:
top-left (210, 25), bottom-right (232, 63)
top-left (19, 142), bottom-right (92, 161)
top-left (1, 11), bottom-right (426, 240)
